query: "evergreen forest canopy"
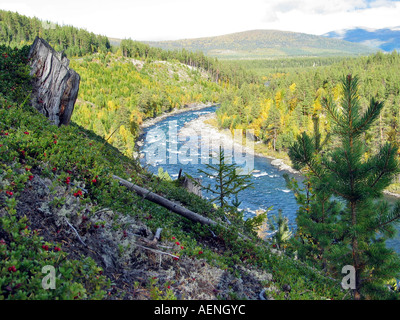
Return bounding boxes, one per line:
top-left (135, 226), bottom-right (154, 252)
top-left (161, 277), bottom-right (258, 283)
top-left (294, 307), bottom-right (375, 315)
top-left (216, 52), bottom-right (400, 161)
top-left (0, 10), bottom-right (111, 56)
top-left (0, 10), bottom-right (258, 87)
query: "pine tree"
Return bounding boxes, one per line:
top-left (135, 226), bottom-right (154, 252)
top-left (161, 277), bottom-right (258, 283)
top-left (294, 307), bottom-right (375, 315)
top-left (284, 172), bottom-right (344, 272)
top-left (288, 74), bottom-right (400, 299)
top-left (192, 146), bottom-right (253, 212)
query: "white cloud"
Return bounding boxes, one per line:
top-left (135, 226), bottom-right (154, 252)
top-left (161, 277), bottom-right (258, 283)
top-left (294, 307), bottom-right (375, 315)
top-left (1, 0), bottom-right (400, 39)
top-left (263, 0), bottom-right (396, 15)
top-left (360, 39), bottom-right (387, 47)
top-left (260, 0), bottom-right (400, 35)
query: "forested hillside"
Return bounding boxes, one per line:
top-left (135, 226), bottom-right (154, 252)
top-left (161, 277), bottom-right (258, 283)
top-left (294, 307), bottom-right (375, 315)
top-left (0, 10), bottom-right (111, 56)
top-left (216, 51), bottom-right (400, 160)
top-left (0, 10), bottom-right (259, 87)
top-left (145, 29), bottom-right (378, 59)
top-left (118, 38), bottom-right (260, 86)
top-left (0, 10), bottom-right (258, 158)
top-left (70, 52), bottom-right (222, 156)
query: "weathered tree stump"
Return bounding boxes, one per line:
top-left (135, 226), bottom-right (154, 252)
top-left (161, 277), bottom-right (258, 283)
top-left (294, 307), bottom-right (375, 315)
top-left (28, 37), bottom-right (80, 126)
top-left (181, 176), bottom-right (202, 197)
top-left (177, 169), bottom-right (202, 197)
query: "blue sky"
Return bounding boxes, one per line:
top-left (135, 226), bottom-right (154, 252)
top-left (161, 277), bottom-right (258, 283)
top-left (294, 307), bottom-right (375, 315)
top-left (1, 0), bottom-right (400, 40)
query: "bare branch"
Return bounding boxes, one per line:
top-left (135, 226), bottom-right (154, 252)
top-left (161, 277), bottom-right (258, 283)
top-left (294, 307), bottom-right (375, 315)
top-left (65, 219), bottom-right (87, 247)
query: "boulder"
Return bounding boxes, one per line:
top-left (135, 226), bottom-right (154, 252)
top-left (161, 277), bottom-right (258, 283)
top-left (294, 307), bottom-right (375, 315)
top-left (28, 37), bottom-right (80, 126)
top-left (270, 159), bottom-right (284, 167)
top-left (270, 158), bottom-right (299, 174)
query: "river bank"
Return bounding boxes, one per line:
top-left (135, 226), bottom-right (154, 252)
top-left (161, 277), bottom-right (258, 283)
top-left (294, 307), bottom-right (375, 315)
top-left (184, 113), bottom-right (400, 199)
top-left (135, 102), bottom-right (217, 156)
top-left (137, 105), bottom-right (400, 199)
top-left (178, 112), bottom-right (300, 175)
top-left (140, 102), bottom-right (217, 130)
top-left (138, 107), bottom-right (301, 227)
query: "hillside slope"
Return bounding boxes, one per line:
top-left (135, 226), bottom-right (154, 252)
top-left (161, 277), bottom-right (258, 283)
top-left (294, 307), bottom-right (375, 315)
top-left (0, 43), bottom-right (348, 300)
top-left (69, 52), bottom-right (222, 157)
top-left (145, 29), bottom-right (379, 59)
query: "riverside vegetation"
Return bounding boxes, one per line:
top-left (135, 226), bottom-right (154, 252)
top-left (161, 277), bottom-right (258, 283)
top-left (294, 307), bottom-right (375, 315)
top-left (216, 52), bottom-right (400, 192)
top-left (1, 10), bottom-right (400, 300)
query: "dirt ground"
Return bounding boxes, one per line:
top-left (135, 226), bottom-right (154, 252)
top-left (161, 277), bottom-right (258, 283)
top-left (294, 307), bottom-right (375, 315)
top-left (9, 170), bottom-right (275, 300)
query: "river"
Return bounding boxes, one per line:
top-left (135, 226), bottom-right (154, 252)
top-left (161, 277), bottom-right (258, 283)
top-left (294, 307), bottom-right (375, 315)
top-left (139, 105), bottom-right (400, 254)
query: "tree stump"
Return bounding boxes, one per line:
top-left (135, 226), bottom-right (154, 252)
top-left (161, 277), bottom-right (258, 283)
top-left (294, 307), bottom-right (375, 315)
top-left (181, 176), bottom-right (202, 197)
top-left (28, 37), bottom-right (80, 126)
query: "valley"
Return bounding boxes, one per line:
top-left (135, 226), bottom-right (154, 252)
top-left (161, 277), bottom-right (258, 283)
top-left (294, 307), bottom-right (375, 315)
top-left (143, 29), bottom-right (378, 59)
top-left (1, 8), bottom-right (400, 302)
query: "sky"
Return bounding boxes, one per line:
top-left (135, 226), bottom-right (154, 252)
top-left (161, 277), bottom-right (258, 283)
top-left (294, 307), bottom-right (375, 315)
top-left (1, 0), bottom-right (400, 41)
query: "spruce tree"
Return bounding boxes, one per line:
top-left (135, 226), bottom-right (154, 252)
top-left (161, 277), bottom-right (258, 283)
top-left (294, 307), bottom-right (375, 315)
top-left (191, 146), bottom-right (253, 212)
top-left (288, 74), bottom-right (400, 299)
top-left (284, 172), bottom-right (344, 272)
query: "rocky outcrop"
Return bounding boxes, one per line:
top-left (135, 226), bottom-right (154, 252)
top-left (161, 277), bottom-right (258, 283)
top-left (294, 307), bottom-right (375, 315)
top-left (270, 159), bottom-right (299, 174)
top-left (28, 37), bottom-right (80, 126)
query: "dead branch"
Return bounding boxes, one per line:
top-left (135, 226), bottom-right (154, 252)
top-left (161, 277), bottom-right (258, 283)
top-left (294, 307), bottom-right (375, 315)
top-left (136, 244), bottom-right (179, 259)
top-left (137, 228), bottom-right (163, 248)
top-left (65, 219), bottom-right (87, 247)
top-left (153, 228), bottom-right (162, 242)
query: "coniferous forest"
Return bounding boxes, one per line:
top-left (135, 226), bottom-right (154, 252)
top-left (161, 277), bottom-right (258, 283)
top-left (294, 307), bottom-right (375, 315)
top-left (1, 9), bottom-right (400, 302)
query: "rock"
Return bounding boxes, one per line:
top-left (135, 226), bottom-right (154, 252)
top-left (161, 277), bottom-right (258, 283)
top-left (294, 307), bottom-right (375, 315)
top-left (246, 131), bottom-right (260, 142)
top-left (28, 37), bottom-right (80, 126)
top-left (270, 158), bottom-right (299, 174)
top-left (270, 159), bottom-right (284, 167)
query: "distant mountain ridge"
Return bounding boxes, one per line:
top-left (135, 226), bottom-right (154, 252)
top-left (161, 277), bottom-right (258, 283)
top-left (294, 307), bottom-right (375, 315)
top-left (144, 29), bottom-right (378, 59)
top-left (323, 27), bottom-right (400, 52)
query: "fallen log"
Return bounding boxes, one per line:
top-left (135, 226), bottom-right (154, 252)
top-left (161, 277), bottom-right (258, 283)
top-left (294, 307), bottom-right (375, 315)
top-left (112, 175), bottom-right (250, 240)
top-left (112, 175), bottom-right (218, 227)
